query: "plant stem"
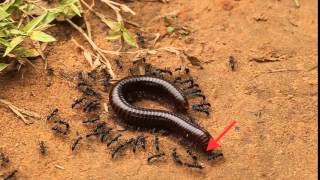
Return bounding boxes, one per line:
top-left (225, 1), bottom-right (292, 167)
top-left (66, 19), bottom-right (116, 79)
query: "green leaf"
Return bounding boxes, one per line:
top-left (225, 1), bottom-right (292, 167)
top-left (122, 30), bottom-right (138, 48)
top-left (2, 0), bottom-right (23, 13)
top-left (0, 38), bottom-right (9, 46)
top-left (22, 11), bottom-right (48, 33)
top-left (102, 19), bottom-right (121, 32)
top-left (0, 7), bottom-right (10, 21)
top-left (12, 47), bottom-right (40, 58)
top-left (166, 26), bottom-right (175, 33)
top-left (61, 0), bottom-right (77, 5)
top-left (106, 31), bottom-right (122, 40)
top-left (3, 36), bottom-right (24, 57)
top-left (0, 31), bottom-right (8, 38)
top-left (18, 3), bottom-right (34, 13)
top-left (43, 11), bottom-right (59, 24)
top-left (70, 4), bottom-right (81, 17)
top-left (10, 29), bottom-right (25, 35)
top-left (30, 31), bottom-right (56, 42)
top-left (0, 63), bottom-right (9, 72)
top-left (0, 21), bottom-right (13, 27)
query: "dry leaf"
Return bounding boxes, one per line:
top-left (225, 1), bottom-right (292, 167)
top-left (92, 55), bottom-right (102, 70)
top-left (83, 51), bottom-right (93, 67)
top-left (183, 51), bottom-right (203, 67)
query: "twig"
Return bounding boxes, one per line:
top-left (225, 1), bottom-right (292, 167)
top-left (265, 69), bottom-right (301, 73)
top-left (55, 165), bottom-right (65, 170)
top-left (293, 0), bottom-right (300, 8)
top-left (71, 38), bottom-right (99, 68)
top-left (83, 14), bottom-right (92, 39)
top-left (255, 69), bottom-right (301, 77)
top-left (249, 58), bottom-right (280, 63)
top-left (79, 2), bottom-right (92, 39)
top-left (99, 46), bottom-right (182, 56)
top-left (80, 0), bottom-right (140, 28)
top-left (33, 41), bottom-right (48, 69)
top-left (103, 103), bottom-right (108, 114)
top-left (152, 33), bottom-right (161, 47)
top-left (0, 99), bottom-right (40, 125)
top-left (101, 0), bottom-right (136, 15)
top-left (66, 19), bottom-right (116, 79)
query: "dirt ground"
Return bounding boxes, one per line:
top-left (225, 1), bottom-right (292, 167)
top-left (0, 0), bottom-right (318, 179)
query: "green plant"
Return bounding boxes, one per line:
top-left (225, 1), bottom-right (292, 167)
top-left (104, 19), bottom-right (138, 48)
top-left (0, 0), bottom-right (81, 73)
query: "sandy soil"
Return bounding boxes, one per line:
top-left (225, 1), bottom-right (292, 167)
top-left (0, 0), bottom-right (318, 179)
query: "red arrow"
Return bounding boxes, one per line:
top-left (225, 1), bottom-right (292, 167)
top-left (206, 120), bottom-right (237, 151)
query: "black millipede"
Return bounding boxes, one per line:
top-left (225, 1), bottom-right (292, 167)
top-left (109, 76), bottom-right (214, 153)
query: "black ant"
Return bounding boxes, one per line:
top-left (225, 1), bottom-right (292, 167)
top-left (79, 86), bottom-right (101, 98)
top-left (229, 56), bottom-right (237, 71)
top-left (86, 122), bottom-right (112, 142)
top-left (182, 83), bottom-right (199, 90)
top-left (153, 134), bottom-right (160, 152)
top-left (184, 162), bottom-right (204, 169)
top-left (192, 100), bottom-right (211, 115)
top-left (132, 135), bottom-right (146, 153)
top-left (208, 150), bottom-right (224, 161)
top-left (198, 100), bottom-right (211, 107)
top-left (111, 138), bottom-right (135, 158)
top-left (86, 121), bottom-right (106, 134)
top-left (103, 79), bottom-right (111, 90)
top-left (71, 97), bottom-right (86, 108)
top-left (115, 57), bottom-right (124, 69)
top-left (52, 124), bottom-right (69, 135)
top-left (186, 149), bottom-right (198, 163)
top-left (137, 135), bottom-right (146, 150)
top-left (174, 67), bottom-right (190, 74)
top-left (39, 141), bottom-right (47, 155)
top-left (147, 152), bottom-right (165, 163)
top-left (191, 105), bottom-right (210, 116)
top-left (102, 70), bottom-right (112, 89)
top-left (53, 119), bottom-right (70, 131)
top-left (136, 32), bottom-right (146, 48)
top-left (47, 108), bottom-right (58, 121)
top-left (71, 135), bottom-right (83, 151)
top-left (174, 77), bottom-right (194, 85)
top-left (144, 64), bottom-right (153, 75)
top-left (98, 123), bottom-right (112, 141)
top-left (183, 88), bottom-right (202, 95)
top-left (172, 148), bottom-right (183, 165)
top-left (82, 116), bottom-right (100, 124)
top-left (2, 170), bottom-right (18, 180)
top-left (187, 92), bottom-right (206, 100)
top-left (87, 70), bottom-right (97, 80)
top-left (86, 131), bottom-right (101, 138)
top-left (100, 129), bottom-right (112, 142)
top-left (0, 152), bottom-right (9, 166)
top-left (107, 134), bottom-right (122, 147)
top-left (77, 80), bottom-right (91, 88)
top-left (83, 100), bottom-right (100, 112)
top-left (47, 67), bottom-right (54, 76)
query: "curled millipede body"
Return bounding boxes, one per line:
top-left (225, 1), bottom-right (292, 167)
top-left (109, 76), bottom-right (213, 152)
